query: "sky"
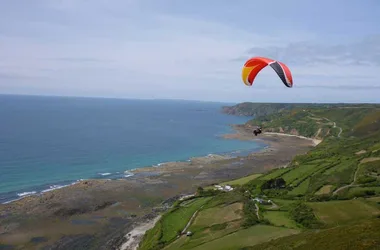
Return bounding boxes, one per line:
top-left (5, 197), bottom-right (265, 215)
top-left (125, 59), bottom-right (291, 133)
top-left (0, 0), bottom-right (380, 103)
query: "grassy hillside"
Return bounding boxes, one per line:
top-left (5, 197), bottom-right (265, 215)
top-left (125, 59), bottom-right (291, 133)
top-left (246, 218), bottom-right (380, 250)
top-left (250, 109), bottom-right (380, 199)
top-left (221, 103), bottom-right (297, 117)
top-left (247, 106), bottom-right (380, 138)
top-left (140, 103), bottom-right (380, 250)
top-left (222, 102), bottom-right (380, 117)
top-left (139, 197), bottom-right (212, 250)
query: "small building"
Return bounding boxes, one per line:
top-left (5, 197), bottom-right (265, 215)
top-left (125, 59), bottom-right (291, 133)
top-left (252, 197), bottom-right (264, 203)
top-left (252, 197), bottom-right (272, 205)
top-left (186, 231), bottom-right (192, 236)
top-left (214, 184), bottom-right (234, 192)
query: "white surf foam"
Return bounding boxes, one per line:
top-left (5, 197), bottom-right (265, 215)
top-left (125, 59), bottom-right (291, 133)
top-left (17, 191), bottom-right (37, 197)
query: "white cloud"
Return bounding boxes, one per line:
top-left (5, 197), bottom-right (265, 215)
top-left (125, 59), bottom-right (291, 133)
top-left (0, 0), bottom-right (379, 102)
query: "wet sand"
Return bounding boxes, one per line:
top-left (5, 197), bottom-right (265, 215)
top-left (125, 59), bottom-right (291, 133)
top-left (0, 126), bottom-right (315, 250)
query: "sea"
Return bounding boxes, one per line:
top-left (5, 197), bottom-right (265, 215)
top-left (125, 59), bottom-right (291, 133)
top-left (0, 95), bottom-right (266, 204)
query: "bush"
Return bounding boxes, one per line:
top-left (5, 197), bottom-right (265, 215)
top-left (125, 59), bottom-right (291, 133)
top-left (210, 222), bottom-right (228, 231)
top-left (197, 187), bottom-right (222, 197)
top-left (349, 189), bottom-right (376, 198)
top-left (289, 202), bottom-right (322, 229)
top-left (262, 189), bottom-right (288, 197)
top-left (357, 176), bottom-right (377, 184)
top-left (242, 200), bottom-right (259, 228)
top-left (308, 194), bottom-right (335, 202)
top-left (261, 178), bottom-right (286, 190)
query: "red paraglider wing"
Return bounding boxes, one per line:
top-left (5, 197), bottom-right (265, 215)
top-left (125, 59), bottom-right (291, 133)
top-left (242, 57), bottom-right (293, 88)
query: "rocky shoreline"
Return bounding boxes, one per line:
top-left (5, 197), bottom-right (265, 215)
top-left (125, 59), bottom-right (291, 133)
top-left (0, 126), bottom-right (316, 250)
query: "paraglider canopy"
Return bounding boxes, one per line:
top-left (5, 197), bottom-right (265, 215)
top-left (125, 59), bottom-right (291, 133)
top-left (242, 57), bottom-right (293, 88)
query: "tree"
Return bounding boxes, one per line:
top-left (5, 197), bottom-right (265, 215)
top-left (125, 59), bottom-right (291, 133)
top-left (261, 178), bottom-right (286, 190)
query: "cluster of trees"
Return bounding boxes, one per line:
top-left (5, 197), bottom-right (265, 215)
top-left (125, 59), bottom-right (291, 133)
top-left (260, 178), bottom-right (286, 190)
top-left (242, 200), bottom-right (260, 228)
top-left (289, 202), bottom-right (322, 229)
top-left (196, 186), bottom-right (222, 197)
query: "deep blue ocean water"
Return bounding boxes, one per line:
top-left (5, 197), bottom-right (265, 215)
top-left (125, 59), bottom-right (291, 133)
top-left (0, 95), bottom-right (265, 203)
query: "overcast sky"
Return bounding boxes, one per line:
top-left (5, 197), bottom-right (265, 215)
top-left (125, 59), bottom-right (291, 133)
top-left (1, 0), bottom-right (379, 103)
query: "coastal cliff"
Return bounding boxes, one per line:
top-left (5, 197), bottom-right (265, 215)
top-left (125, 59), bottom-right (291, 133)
top-left (138, 103), bottom-right (380, 250)
top-left (221, 103), bottom-right (293, 117)
top-left (223, 103), bottom-right (380, 139)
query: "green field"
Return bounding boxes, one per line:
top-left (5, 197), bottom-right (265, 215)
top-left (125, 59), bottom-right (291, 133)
top-left (166, 202), bottom-right (245, 249)
top-left (247, 219), bottom-right (380, 250)
top-left (263, 211), bottom-right (298, 229)
top-left (163, 237), bottom-right (188, 250)
top-left (259, 168), bottom-right (290, 180)
top-left (281, 165), bottom-right (316, 184)
top-left (192, 202), bottom-right (243, 227)
top-left (139, 197), bottom-right (211, 250)
top-left (314, 185), bottom-right (334, 195)
top-left (271, 199), bottom-right (297, 206)
top-left (345, 186), bottom-right (380, 198)
top-left (269, 199), bottom-right (298, 212)
top-left (190, 225), bottom-right (299, 250)
top-left (288, 178), bottom-right (310, 196)
top-left (168, 220), bottom-right (242, 250)
top-left (220, 174), bottom-right (262, 186)
top-left (201, 192), bottom-right (245, 210)
top-left (367, 196), bottom-right (380, 202)
top-left (308, 200), bottom-right (380, 226)
top-left (355, 158), bottom-right (380, 185)
top-left (161, 198), bottom-right (212, 242)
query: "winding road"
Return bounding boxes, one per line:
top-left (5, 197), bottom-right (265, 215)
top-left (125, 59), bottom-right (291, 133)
top-left (182, 210), bottom-right (199, 234)
top-left (181, 204), bottom-right (206, 235)
top-left (308, 112), bottom-right (342, 138)
top-left (333, 163), bottom-right (361, 195)
top-left (332, 121), bottom-right (343, 137)
top-left (255, 203), bottom-right (260, 220)
top-left (269, 201), bottom-right (279, 210)
top-left (318, 116), bottom-right (342, 138)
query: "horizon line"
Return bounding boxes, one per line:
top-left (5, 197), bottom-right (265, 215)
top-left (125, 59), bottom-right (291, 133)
top-left (0, 93), bottom-right (379, 105)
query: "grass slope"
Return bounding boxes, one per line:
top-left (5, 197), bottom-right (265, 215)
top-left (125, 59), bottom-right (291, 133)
top-left (191, 225), bottom-right (299, 250)
top-left (220, 174), bottom-right (262, 186)
top-left (247, 105), bottom-right (380, 138)
top-left (193, 202), bottom-right (243, 227)
top-left (141, 103), bottom-right (380, 250)
top-left (308, 199), bottom-right (380, 227)
top-left (263, 211), bottom-right (298, 229)
top-left (139, 197), bottom-right (211, 250)
top-left (246, 218), bottom-right (380, 250)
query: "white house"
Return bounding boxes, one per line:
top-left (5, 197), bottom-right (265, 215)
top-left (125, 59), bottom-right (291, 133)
top-left (213, 184), bottom-right (234, 192)
top-left (252, 197), bottom-right (264, 203)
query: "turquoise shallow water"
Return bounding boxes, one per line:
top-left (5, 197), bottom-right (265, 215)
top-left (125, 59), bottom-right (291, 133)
top-left (0, 95), bottom-right (266, 203)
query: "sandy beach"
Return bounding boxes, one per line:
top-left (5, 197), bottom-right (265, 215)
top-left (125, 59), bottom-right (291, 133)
top-left (223, 124), bottom-right (323, 146)
top-left (263, 132), bottom-right (323, 146)
top-left (120, 215), bottom-right (162, 250)
top-left (0, 126), bottom-right (316, 250)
